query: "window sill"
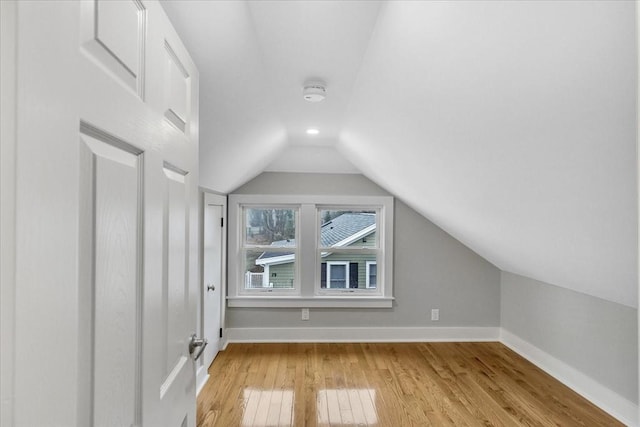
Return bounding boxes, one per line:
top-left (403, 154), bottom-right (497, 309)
top-left (227, 296), bottom-right (394, 308)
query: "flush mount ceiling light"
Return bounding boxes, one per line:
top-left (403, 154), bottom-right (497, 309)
top-left (303, 81), bottom-right (327, 103)
top-left (306, 128), bottom-right (319, 135)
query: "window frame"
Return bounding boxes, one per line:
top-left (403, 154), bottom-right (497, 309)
top-left (238, 205), bottom-right (300, 296)
top-left (316, 206), bottom-right (381, 296)
top-left (366, 261), bottom-right (377, 289)
top-left (227, 194), bottom-right (394, 308)
top-left (325, 261), bottom-right (349, 289)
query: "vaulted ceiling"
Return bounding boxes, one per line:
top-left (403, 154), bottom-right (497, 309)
top-left (161, 0), bottom-right (637, 308)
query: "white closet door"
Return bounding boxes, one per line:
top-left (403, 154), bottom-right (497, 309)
top-left (203, 199), bottom-right (224, 367)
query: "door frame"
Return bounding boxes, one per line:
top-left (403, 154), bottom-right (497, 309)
top-left (197, 189), bottom-right (227, 394)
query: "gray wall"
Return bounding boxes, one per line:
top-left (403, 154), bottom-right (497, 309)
top-left (227, 172), bottom-right (501, 328)
top-left (501, 271), bottom-right (638, 403)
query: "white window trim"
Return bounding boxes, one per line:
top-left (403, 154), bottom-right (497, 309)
top-left (366, 261), bottom-right (377, 289)
top-left (316, 207), bottom-right (380, 296)
top-left (316, 248), bottom-right (379, 296)
top-left (326, 261), bottom-right (349, 289)
top-left (263, 264), bottom-right (270, 287)
top-left (238, 205), bottom-right (299, 295)
top-left (255, 253), bottom-right (295, 266)
top-left (227, 194), bottom-right (394, 308)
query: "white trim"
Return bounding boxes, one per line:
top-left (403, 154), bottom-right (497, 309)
top-left (160, 356), bottom-right (188, 399)
top-left (317, 253), bottom-right (381, 296)
top-left (263, 264), bottom-right (269, 287)
top-left (221, 329), bottom-right (230, 350)
top-left (326, 261), bottom-right (349, 288)
top-left (500, 328), bottom-right (638, 427)
top-left (226, 326), bottom-right (500, 343)
top-left (195, 368), bottom-right (209, 397)
top-left (232, 194), bottom-right (394, 205)
top-left (255, 253), bottom-right (294, 266)
top-left (240, 263), bottom-right (299, 294)
top-left (227, 296), bottom-right (394, 308)
top-left (237, 205), bottom-right (300, 296)
top-left (366, 261), bottom-right (377, 288)
top-left (228, 194), bottom-right (393, 306)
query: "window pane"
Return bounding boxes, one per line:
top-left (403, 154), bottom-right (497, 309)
top-left (244, 250), bottom-right (295, 289)
top-left (368, 263), bottom-right (377, 288)
top-left (245, 208), bottom-right (296, 246)
top-left (319, 210), bottom-right (377, 248)
top-left (321, 255), bottom-right (377, 290)
top-left (329, 264), bottom-right (346, 288)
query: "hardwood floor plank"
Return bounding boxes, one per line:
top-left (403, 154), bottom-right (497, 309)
top-left (197, 342), bottom-right (624, 427)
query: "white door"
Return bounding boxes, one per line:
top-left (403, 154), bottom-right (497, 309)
top-left (11, 2), bottom-right (200, 427)
top-left (199, 193), bottom-right (226, 384)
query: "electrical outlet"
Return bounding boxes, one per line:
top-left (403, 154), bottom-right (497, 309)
top-left (301, 308), bottom-right (310, 321)
top-left (431, 309), bottom-right (439, 321)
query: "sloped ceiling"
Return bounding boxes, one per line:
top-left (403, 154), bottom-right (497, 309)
top-left (161, 0), bottom-right (637, 308)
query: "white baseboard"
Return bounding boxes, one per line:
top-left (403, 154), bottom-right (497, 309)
top-left (500, 328), bottom-right (638, 427)
top-left (225, 326), bottom-right (500, 343)
top-left (221, 335), bottom-right (229, 350)
top-left (195, 367), bottom-right (209, 397)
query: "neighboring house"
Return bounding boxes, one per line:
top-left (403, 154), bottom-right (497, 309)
top-left (249, 213), bottom-right (378, 289)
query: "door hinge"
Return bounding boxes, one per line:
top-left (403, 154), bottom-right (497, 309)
top-left (219, 328), bottom-right (223, 338)
top-left (220, 217), bottom-right (224, 227)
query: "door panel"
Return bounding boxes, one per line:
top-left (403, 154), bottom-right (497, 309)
top-left (161, 164), bottom-right (193, 427)
top-left (164, 42), bottom-right (190, 132)
top-left (164, 165), bottom-right (188, 375)
top-left (12, 1), bottom-right (199, 426)
top-left (96, 0), bottom-right (142, 74)
top-left (93, 153), bottom-right (139, 427)
top-left (78, 127), bottom-right (144, 427)
top-left (80, 0), bottom-right (146, 96)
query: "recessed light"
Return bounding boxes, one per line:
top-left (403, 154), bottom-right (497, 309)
top-left (306, 128), bottom-right (319, 135)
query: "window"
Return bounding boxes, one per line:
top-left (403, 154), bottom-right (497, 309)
top-left (317, 209), bottom-right (378, 295)
top-left (228, 195), bottom-right (394, 308)
top-left (240, 207), bottom-right (298, 294)
top-left (366, 261), bottom-right (377, 288)
top-left (321, 262), bottom-right (352, 288)
top-left (327, 262), bottom-right (348, 288)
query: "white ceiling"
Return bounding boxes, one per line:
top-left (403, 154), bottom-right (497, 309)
top-left (161, 0), bottom-right (637, 308)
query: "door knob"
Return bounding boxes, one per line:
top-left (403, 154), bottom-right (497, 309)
top-left (188, 333), bottom-right (208, 360)
top-left (207, 284), bottom-right (215, 292)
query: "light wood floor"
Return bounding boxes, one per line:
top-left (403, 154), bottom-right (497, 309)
top-left (197, 342), bottom-right (622, 426)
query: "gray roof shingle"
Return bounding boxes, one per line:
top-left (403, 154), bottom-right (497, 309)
top-left (320, 213), bottom-right (375, 247)
top-left (257, 213), bottom-right (375, 262)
